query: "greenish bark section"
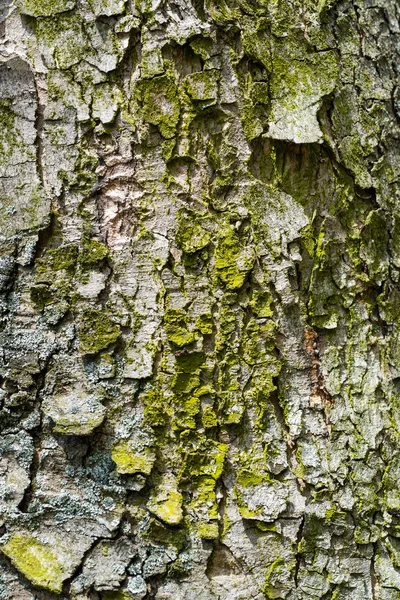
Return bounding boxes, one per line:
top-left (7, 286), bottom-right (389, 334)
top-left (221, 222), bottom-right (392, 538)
top-left (0, 0), bottom-right (399, 598)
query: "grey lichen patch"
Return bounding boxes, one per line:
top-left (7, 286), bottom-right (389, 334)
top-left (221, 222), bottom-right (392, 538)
top-left (71, 537), bottom-right (135, 593)
top-left (92, 84), bottom-right (124, 125)
top-left (89, 0), bottom-right (125, 16)
top-left (0, 433), bottom-right (34, 525)
top-left (42, 354), bottom-right (106, 434)
top-left (42, 392), bottom-right (106, 435)
top-left (235, 479), bottom-right (289, 522)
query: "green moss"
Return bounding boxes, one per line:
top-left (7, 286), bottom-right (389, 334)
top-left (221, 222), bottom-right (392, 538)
top-left (179, 438), bottom-right (228, 532)
top-left (391, 214), bottom-right (400, 268)
top-left (138, 75), bottom-right (180, 139)
top-left (0, 99), bottom-right (16, 132)
top-left (176, 214), bottom-right (211, 253)
top-left (172, 372), bottom-right (200, 394)
top-left (325, 506), bottom-right (343, 522)
top-left (241, 99), bottom-right (264, 141)
top-left (195, 312), bottom-right (213, 335)
top-left (46, 244), bottom-right (79, 272)
top-left (269, 45), bottom-right (338, 131)
top-left (36, 13), bottom-right (88, 69)
top-left (188, 474), bottom-right (219, 522)
top-left (65, 146), bottom-right (98, 192)
top-left (175, 351), bottom-right (205, 373)
top-left (16, 0), bottom-right (75, 16)
top-left (79, 308), bottom-right (120, 354)
top-left (30, 284), bottom-right (53, 309)
top-left (52, 410), bottom-right (105, 436)
top-left (164, 308), bottom-right (196, 348)
top-left (360, 209), bottom-right (389, 282)
top-left (102, 591), bottom-right (131, 600)
top-left (301, 224), bottom-right (316, 257)
top-left (197, 521), bottom-right (219, 539)
top-left (184, 70), bottom-right (219, 102)
top-left (148, 486), bottom-right (183, 525)
top-left (1, 534), bottom-right (66, 593)
top-left (111, 441), bottom-right (155, 475)
top-left (182, 440), bottom-right (227, 480)
top-left (173, 395), bottom-right (201, 430)
top-left (142, 387), bottom-right (168, 427)
top-left (202, 405), bottom-right (218, 428)
top-left (169, 352), bottom-right (206, 430)
top-left (249, 288), bottom-right (273, 318)
top-left (354, 522), bottom-right (379, 545)
top-left (79, 238), bottom-right (109, 268)
top-left (214, 228), bottom-right (254, 290)
top-left (143, 518), bottom-right (185, 550)
top-left (337, 134), bottom-right (372, 189)
top-left (0, 100), bottom-right (20, 160)
top-left (189, 37), bottom-right (214, 61)
top-left (205, 0), bottom-right (241, 23)
top-left (236, 469), bottom-right (269, 488)
top-left (263, 558), bottom-right (285, 598)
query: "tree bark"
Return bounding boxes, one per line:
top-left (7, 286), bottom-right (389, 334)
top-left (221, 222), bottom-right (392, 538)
top-left (0, 0), bottom-right (399, 598)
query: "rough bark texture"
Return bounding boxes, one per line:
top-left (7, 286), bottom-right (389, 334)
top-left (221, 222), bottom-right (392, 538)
top-left (0, 0), bottom-right (399, 598)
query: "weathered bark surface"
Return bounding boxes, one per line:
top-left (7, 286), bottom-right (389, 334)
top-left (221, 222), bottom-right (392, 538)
top-left (0, 0), bottom-right (399, 598)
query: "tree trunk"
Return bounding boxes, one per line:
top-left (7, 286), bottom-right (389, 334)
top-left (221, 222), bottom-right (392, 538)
top-left (0, 0), bottom-right (399, 598)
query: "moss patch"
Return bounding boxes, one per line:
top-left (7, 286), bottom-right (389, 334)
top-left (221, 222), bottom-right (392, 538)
top-left (214, 228), bottom-right (254, 290)
top-left (16, 0), bottom-right (75, 16)
top-left (111, 440), bottom-right (155, 475)
top-left (138, 75), bottom-right (180, 139)
top-left (176, 214), bottom-right (211, 253)
top-left (102, 592), bottom-right (132, 600)
top-left (79, 238), bottom-right (109, 268)
top-left (1, 534), bottom-right (66, 593)
top-left (148, 480), bottom-right (183, 525)
top-left (79, 308), bottom-right (120, 354)
top-left (164, 308), bottom-right (196, 348)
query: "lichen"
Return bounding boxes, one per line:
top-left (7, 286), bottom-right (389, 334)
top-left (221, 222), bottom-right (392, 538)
top-left (163, 308), bottom-right (197, 348)
top-left (1, 534), bottom-right (66, 593)
top-left (147, 476), bottom-right (183, 525)
top-left (111, 441), bottom-right (155, 475)
top-left (3, 0), bottom-right (400, 597)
